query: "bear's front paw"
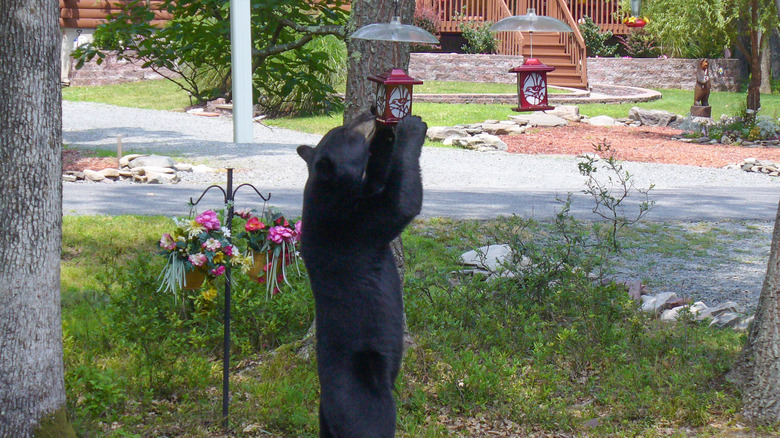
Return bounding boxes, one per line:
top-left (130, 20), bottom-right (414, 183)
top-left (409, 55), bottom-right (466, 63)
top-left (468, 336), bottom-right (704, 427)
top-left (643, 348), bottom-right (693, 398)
top-left (395, 116), bottom-right (427, 155)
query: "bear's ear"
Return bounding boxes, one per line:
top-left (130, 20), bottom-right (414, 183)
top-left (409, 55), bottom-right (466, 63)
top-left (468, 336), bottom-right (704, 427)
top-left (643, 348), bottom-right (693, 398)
top-left (346, 112), bottom-right (377, 142)
top-left (297, 145), bottom-right (315, 164)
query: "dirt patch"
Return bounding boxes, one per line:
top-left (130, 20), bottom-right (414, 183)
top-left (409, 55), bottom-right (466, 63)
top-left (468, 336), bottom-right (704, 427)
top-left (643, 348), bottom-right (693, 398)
top-left (501, 124), bottom-right (780, 168)
top-left (63, 149), bottom-right (118, 172)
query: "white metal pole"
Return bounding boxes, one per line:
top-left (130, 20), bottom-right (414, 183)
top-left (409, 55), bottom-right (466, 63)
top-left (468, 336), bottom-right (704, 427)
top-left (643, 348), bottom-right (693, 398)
top-left (230, 0), bottom-right (253, 144)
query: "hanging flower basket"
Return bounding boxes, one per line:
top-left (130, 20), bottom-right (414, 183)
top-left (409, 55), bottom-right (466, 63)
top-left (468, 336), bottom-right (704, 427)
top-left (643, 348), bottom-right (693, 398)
top-left (157, 210), bottom-right (234, 294)
top-left (248, 251), bottom-right (283, 280)
top-left (183, 267), bottom-right (207, 290)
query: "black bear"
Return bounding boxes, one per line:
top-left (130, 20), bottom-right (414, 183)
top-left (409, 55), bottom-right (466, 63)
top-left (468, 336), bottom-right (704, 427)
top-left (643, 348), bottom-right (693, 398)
top-left (297, 112), bottom-right (426, 437)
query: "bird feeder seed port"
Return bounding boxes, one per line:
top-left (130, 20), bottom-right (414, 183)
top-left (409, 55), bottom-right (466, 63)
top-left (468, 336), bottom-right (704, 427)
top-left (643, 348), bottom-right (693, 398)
top-left (368, 68), bottom-right (423, 125)
top-left (510, 59), bottom-right (555, 112)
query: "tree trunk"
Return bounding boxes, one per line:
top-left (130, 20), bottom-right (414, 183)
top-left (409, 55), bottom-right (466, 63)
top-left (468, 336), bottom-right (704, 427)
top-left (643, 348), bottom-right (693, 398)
top-left (729, 199), bottom-right (780, 425)
top-left (759, 31), bottom-right (772, 94)
top-left (0, 1), bottom-right (75, 436)
top-left (343, 0), bottom-right (415, 124)
top-left (746, 0), bottom-right (762, 111)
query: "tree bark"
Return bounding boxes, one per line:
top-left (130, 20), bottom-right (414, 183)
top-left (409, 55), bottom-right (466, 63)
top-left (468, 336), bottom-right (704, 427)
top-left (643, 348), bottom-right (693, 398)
top-left (759, 31), bottom-right (772, 94)
top-left (729, 199), bottom-right (780, 425)
top-left (343, 0), bottom-right (415, 124)
top-left (746, 0), bottom-right (762, 111)
top-left (0, 0), bottom-right (75, 436)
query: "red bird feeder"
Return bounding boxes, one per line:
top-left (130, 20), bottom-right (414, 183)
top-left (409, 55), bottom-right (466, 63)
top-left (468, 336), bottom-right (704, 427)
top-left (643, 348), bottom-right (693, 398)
top-left (368, 68), bottom-right (423, 125)
top-left (509, 58), bottom-right (555, 112)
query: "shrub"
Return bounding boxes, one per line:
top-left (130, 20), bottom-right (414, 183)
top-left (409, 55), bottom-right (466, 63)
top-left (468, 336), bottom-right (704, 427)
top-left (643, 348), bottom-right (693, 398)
top-left (618, 29), bottom-right (661, 58)
top-left (578, 16), bottom-right (618, 57)
top-left (412, 1), bottom-right (441, 52)
top-left (460, 20), bottom-right (500, 54)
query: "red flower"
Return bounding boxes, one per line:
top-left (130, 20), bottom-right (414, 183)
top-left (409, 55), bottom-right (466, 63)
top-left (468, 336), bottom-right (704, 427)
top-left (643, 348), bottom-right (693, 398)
top-left (245, 217), bottom-right (266, 232)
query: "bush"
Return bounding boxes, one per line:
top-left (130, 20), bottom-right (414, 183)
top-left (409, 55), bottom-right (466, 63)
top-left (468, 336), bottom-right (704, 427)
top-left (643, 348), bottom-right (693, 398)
top-left (411, 1), bottom-right (441, 52)
top-left (618, 29), bottom-right (661, 58)
top-left (460, 20), bottom-right (500, 54)
top-left (578, 16), bottom-right (618, 57)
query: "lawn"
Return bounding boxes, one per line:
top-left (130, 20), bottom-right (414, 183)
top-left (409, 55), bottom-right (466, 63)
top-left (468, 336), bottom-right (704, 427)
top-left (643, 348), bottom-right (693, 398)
top-left (62, 214), bottom-right (775, 437)
top-left (63, 79), bottom-right (780, 136)
top-left (59, 78), bottom-right (780, 437)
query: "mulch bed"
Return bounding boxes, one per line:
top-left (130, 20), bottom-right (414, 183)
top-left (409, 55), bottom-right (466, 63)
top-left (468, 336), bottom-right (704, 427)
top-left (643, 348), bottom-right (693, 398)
top-left (501, 123), bottom-right (780, 168)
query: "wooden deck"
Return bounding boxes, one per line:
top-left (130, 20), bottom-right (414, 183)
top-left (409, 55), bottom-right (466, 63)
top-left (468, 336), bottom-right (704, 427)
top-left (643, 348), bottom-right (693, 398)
top-left (59, 0), bottom-right (171, 29)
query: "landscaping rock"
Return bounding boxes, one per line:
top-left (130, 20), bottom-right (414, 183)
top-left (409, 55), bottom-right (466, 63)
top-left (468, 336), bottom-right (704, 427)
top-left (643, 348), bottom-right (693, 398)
top-left (63, 174), bottom-right (77, 182)
top-left (736, 315), bottom-right (754, 331)
top-left (461, 244), bottom-right (514, 271)
top-left (660, 305), bottom-right (689, 321)
top-left (99, 168), bottom-right (120, 178)
top-left (127, 154), bottom-right (176, 169)
top-left (545, 105), bottom-right (580, 122)
top-left (587, 115), bottom-right (620, 126)
top-left (480, 123), bottom-right (526, 136)
top-left (628, 107), bottom-right (677, 127)
top-left (83, 169), bottom-right (105, 182)
top-left (119, 154), bottom-right (145, 168)
top-left (133, 166), bottom-right (176, 176)
top-left (508, 113), bottom-right (568, 127)
top-left (709, 311), bottom-right (741, 328)
top-left (173, 163), bottom-right (194, 172)
top-left (452, 133), bottom-right (508, 152)
top-left (640, 292), bottom-right (678, 314)
top-left (427, 126), bottom-right (469, 142)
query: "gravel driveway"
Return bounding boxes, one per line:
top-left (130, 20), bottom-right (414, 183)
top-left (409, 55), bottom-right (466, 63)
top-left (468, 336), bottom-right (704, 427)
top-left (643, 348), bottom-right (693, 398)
top-left (62, 100), bottom-right (780, 312)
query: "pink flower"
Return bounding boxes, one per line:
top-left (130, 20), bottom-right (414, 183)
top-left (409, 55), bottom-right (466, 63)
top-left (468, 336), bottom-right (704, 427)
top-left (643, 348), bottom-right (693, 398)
top-left (189, 253), bottom-right (207, 267)
top-left (293, 221), bottom-right (303, 241)
top-left (195, 210), bottom-right (220, 231)
top-left (202, 238), bottom-right (221, 252)
top-left (235, 208), bottom-right (253, 219)
top-left (211, 265), bottom-right (226, 276)
top-left (269, 225), bottom-right (294, 244)
top-left (223, 245), bottom-right (235, 257)
top-left (245, 217), bottom-right (266, 232)
top-left (159, 233), bottom-right (176, 250)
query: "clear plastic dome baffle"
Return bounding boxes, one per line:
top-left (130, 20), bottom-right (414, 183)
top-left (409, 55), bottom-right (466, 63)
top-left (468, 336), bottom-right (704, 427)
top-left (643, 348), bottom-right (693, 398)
top-left (351, 16), bottom-right (440, 44)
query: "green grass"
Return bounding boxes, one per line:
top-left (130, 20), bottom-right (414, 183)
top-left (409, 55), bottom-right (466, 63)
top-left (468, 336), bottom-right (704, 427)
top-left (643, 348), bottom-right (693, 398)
top-left (61, 215), bottom-right (779, 437)
top-left (62, 78), bottom-right (780, 136)
top-left (578, 88), bottom-right (780, 119)
top-left (62, 79), bottom-right (192, 111)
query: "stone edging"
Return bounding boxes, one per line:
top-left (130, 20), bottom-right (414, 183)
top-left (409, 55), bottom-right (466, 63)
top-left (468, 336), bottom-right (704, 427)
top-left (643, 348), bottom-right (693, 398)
top-left (414, 84), bottom-right (662, 105)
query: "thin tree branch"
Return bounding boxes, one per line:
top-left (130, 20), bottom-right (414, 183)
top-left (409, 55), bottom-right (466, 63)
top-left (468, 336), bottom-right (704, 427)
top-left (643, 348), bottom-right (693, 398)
top-left (279, 19), bottom-right (348, 37)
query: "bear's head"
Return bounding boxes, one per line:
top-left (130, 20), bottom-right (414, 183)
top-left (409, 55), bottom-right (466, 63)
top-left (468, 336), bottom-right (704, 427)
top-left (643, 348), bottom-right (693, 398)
top-left (297, 112), bottom-right (395, 206)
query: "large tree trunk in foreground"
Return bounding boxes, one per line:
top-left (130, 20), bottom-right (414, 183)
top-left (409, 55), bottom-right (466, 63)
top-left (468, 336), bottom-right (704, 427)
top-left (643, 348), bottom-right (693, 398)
top-left (343, 0), bottom-right (415, 124)
top-left (0, 0), bottom-right (75, 436)
top-left (729, 199), bottom-right (780, 425)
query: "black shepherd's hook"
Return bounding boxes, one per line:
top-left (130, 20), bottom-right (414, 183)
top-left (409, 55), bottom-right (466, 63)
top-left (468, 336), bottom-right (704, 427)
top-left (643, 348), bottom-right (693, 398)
top-left (188, 169), bottom-right (271, 431)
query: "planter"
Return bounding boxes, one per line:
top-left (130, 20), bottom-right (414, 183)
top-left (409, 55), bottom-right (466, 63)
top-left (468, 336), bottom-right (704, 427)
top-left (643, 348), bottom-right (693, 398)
top-left (249, 251), bottom-right (282, 281)
top-left (183, 267), bottom-right (206, 290)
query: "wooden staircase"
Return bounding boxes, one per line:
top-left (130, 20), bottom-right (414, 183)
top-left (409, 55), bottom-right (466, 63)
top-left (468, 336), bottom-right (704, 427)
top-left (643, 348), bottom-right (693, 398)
top-left (424, 0), bottom-right (591, 89)
top-left (521, 32), bottom-right (586, 88)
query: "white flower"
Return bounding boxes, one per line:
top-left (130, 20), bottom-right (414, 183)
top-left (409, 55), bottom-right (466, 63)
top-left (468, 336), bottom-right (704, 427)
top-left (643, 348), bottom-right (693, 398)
top-left (221, 226), bottom-right (232, 238)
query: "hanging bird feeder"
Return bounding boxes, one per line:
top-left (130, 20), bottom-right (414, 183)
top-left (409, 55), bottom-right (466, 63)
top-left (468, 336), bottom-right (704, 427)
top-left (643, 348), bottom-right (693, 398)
top-left (623, 0), bottom-right (649, 28)
top-left (350, 2), bottom-right (439, 124)
top-left (490, 9), bottom-right (573, 112)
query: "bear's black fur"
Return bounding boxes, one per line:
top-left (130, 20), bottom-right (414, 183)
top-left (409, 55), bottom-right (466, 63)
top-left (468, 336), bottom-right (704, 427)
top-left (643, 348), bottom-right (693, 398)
top-left (297, 112), bottom-right (426, 437)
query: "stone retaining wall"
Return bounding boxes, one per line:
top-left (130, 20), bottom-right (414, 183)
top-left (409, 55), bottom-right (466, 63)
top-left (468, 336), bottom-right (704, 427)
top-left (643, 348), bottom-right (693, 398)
top-left (409, 53), bottom-right (746, 91)
top-left (586, 58), bottom-right (745, 91)
top-left (66, 54), bottom-right (172, 86)
top-left (68, 52), bottom-right (746, 92)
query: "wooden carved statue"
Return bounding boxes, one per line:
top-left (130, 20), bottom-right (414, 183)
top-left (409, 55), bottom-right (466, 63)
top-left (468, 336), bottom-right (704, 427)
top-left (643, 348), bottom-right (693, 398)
top-left (693, 59), bottom-right (711, 107)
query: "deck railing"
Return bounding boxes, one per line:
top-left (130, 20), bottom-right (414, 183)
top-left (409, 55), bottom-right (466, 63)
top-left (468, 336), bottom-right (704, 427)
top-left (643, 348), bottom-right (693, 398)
top-left (429, 0), bottom-right (629, 35)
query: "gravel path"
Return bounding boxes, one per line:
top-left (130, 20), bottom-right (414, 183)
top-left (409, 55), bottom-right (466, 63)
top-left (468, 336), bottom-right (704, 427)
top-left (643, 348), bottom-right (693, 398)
top-left (63, 101), bottom-right (780, 312)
